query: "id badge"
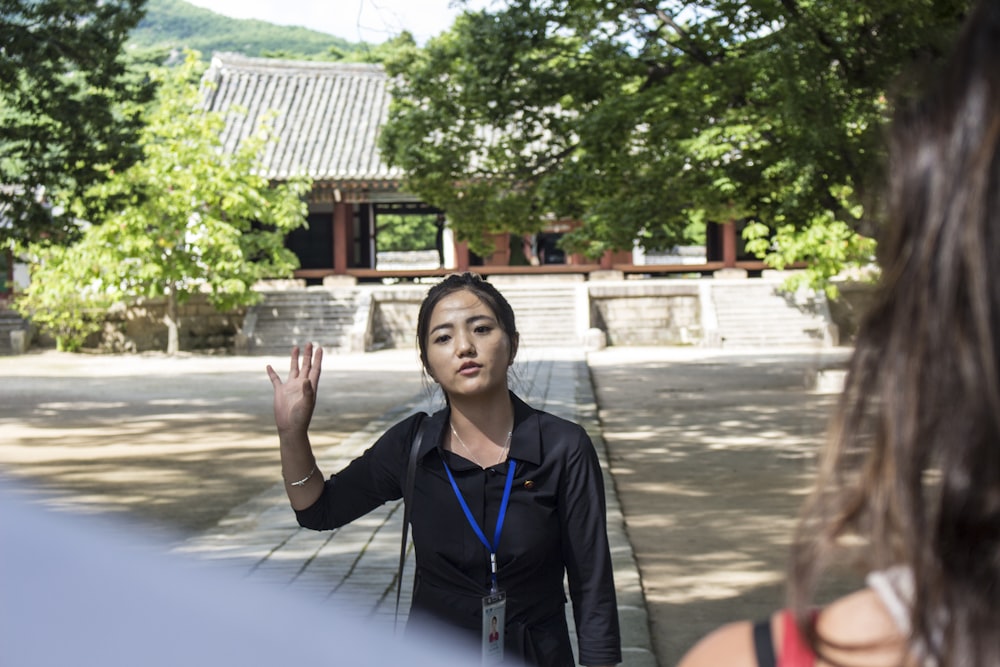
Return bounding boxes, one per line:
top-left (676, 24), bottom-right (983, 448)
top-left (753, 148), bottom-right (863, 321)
top-left (481, 590), bottom-right (506, 665)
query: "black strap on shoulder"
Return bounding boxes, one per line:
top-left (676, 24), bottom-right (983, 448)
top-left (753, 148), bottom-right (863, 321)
top-left (753, 618), bottom-right (777, 667)
top-left (394, 418), bottom-right (427, 632)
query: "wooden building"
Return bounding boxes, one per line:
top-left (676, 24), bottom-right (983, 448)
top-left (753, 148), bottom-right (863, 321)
top-left (202, 53), bottom-right (752, 282)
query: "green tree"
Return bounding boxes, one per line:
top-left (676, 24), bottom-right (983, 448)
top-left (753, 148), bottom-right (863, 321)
top-left (16, 54), bottom-right (309, 354)
top-left (1, 0), bottom-right (155, 246)
top-left (381, 0), bottom-right (968, 282)
top-left (346, 31), bottom-right (418, 64)
top-left (376, 212), bottom-right (439, 252)
top-left (13, 241), bottom-right (117, 351)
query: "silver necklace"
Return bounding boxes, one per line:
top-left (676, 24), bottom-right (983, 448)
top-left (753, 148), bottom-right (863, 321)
top-left (449, 422), bottom-right (512, 468)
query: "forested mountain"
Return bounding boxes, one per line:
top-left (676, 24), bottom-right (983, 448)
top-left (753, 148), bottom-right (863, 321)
top-left (129, 0), bottom-right (368, 59)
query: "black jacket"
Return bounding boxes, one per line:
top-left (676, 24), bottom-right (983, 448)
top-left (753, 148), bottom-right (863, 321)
top-left (296, 392), bottom-right (622, 666)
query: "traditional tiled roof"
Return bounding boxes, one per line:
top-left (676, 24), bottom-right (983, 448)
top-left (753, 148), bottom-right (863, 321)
top-left (201, 53), bottom-right (403, 186)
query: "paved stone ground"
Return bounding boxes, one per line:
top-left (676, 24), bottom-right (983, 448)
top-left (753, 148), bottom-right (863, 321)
top-left (588, 346), bottom-right (857, 666)
top-left (168, 347), bottom-right (653, 666)
top-left (0, 344), bottom-right (854, 666)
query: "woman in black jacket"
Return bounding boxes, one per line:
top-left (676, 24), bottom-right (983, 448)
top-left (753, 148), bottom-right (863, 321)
top-left (267, 272), bottom-right (621, 667)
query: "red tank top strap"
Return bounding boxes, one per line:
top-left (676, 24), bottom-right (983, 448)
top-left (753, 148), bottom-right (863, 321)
top-left (778, 609), bottom-right (817, 667)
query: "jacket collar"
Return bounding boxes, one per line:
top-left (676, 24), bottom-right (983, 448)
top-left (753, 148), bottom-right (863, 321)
top-left (417, 391), bottom-right (542, 466)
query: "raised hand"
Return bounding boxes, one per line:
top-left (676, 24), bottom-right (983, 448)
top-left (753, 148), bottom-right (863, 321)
top-left (266, 343), bottom-right (323, 437)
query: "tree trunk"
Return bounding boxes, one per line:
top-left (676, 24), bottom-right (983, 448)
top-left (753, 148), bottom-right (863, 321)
top-left (164, 289), bottom-right (180, 355)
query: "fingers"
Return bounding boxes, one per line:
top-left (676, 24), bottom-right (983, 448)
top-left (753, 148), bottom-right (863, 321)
top-left (282, 344), bottom-right (322, 383)
top-left (310, 345), bottom-right (323, 387)
top-left (266, 365), bottom-right (281, 387)
top-left (300, 342), bottom-right (314, 377)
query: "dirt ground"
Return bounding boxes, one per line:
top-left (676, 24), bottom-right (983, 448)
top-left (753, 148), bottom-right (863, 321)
top-left (1, 345), bottom-right (856, 666)
top-left (0, 348), bottom-right (427, 543)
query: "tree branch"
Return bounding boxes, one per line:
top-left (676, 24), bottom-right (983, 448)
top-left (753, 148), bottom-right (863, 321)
top-left (777, 0), bottom-right (863, 83)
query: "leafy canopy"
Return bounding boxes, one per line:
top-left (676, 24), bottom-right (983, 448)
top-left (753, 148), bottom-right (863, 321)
top-left (16, 54), bottom-right (310, 352)
top-left (381, 0), bottom-right (968, 281)
top-left (0, 0), bottom-right (155, 246)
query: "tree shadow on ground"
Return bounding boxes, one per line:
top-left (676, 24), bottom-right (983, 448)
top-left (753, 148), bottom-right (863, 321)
top-left (591, 352), bottom-right (859, 666)
top-left (0, 364), bottom-right (426, 541)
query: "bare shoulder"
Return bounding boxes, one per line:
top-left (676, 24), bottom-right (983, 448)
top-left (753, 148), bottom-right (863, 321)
top-left (676, 620), bottom-right (758, 667)
top-left (676, 588), bottom-right (909, 667)
top-left (816, 588), bottom-right (909, 667)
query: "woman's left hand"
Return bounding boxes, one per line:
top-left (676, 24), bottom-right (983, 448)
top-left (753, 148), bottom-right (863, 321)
top-left (266, 343), bottom-right (323, 438)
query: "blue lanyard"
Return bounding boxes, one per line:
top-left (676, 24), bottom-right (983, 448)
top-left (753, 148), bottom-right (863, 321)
top-left (441, 457), bottom-right (517, 594)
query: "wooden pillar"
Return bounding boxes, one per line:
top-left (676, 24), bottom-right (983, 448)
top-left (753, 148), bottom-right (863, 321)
top-left (333, 202), bottom-right (350, 274)
top-left (0, 249), bottom-right (12, 299)
top-left (599, 250), bottom-right (613, 270)
top-left (455, 240), bottom-right (470, 271)
top-left (484, 232), bottom-right (510, 266)
top-left (722, 219), bottom-right (737, 268)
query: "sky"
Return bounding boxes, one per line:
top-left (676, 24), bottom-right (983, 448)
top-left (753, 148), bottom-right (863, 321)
top-left (183, 0), bottom-right (493, 45)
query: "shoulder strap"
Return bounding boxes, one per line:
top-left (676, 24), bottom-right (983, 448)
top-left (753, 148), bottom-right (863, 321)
top-left (780, 609), bottom-right (817, 667)
top-left (753, 612), bottom-right (818, 667)
top-left (753, 618), bottom-right (777, 667)
top-left (394, 417), bottom-right (427, 632)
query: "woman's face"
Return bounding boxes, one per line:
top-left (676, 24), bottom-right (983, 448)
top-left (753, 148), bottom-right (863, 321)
top-left (424, 289), bottom-right (515, 400)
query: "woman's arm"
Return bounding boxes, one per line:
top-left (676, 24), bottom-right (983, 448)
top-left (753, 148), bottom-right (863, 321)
top-left (678, 591), bottom-right (908, 667)
top-left (677, 620), bottom-right (758, 667)
top-left (559, 425), bottom-right (622, 667)
top-left (266, 343), bottom-right (325, 510)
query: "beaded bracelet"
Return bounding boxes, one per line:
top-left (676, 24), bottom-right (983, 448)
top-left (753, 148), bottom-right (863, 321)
top-left (287, 465), bottom-right (317, 487)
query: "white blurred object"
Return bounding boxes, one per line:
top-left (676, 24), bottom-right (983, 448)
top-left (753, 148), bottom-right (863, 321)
top-left (0, 478), bottom-right (480, 667)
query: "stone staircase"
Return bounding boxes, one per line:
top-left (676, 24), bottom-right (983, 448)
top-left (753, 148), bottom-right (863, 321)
top-left (242, 288), bottom-right (364, 356)
top-left (491, 281), bottom-right (583, 348)
top-left (707, 279), bottom-right (837, 348)
top-left (238, 278), bottom-right (835, 355)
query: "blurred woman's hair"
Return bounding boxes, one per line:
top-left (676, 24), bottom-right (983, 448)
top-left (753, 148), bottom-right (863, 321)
top-left (790, 1), bottom-right (1000, 664)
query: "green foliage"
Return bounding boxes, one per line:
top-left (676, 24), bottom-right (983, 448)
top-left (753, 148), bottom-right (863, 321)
top-left (0, 0), bottom-right (155, 246)
top-left (342, 32), bottom-right (419, 64)
top-left (377, 213), bottom-right (439, 252)
top-left (131, 0), bottom-right (370, 60)
top-left (744, 216), bottom-right (877, 298)
top-left (16, 53), bottom-right (310, 353)
top-left (14, 242), bottom-right (116, 351)
top-left (381, 0), bottom-right (969, 273)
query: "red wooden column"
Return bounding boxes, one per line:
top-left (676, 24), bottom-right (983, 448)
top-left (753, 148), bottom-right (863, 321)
top-left (454, 240), bottom-right (470, 271)
top-left (722, 219), bottom-right (737, 268)
top-left (332, 202), bottom-right (350, 275)
top-left (483, 232), bottom-right (511, 266)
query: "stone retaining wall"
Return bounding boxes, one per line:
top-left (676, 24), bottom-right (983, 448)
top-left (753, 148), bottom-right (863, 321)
top-left (4, 295), bottom-right (246, 354)
top-left (366, 286), bottom-right (426, 352)
top-left (826, 280), bottom-right (878, 344)
top-left (589, 281), bottom-right (703, 346)
top-left (89, 295), bottom-right (247, 353)
top-left (4, 278), bottom-right (877, 355)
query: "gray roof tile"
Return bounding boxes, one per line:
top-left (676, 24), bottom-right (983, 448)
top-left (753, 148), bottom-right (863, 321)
top-left (201, 53), bottom-right (403, 184)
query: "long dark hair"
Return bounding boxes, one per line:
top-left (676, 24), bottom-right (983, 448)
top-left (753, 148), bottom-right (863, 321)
top-left (415, 272), bottom-right (519, 373)
top-left (790, 2), bottom-right (1000, 664)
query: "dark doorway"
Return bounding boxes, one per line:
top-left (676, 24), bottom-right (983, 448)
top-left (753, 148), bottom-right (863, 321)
top-left (536, 232), bottom-right (566, 264)
top-left (285, 212), bottom-right (333, 270)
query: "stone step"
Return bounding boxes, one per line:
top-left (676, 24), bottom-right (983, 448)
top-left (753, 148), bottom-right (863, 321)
top-left (237, 279), bottom-right (836, 353)
top-left (710, 281), bottom-right (833, 348)
top-left (500, 287), bottom-right (580, 347)
top-left (244, 289), bottom-right (361, 354)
